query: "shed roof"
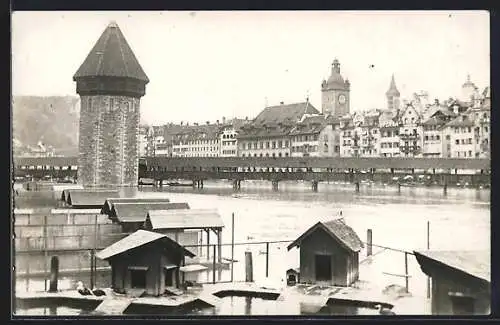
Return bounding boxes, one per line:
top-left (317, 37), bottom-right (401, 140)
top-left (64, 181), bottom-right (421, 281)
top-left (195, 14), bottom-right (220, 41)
top-left (413, 250), bottom-right (490, 283)
top-left (102, 197), bottom-right (171, 215)
top-left (95, 229), bottom-right (195, 260)
top-left (146, 209), bottom-right (224, 230)
top-left (287, 219), bottom-right (364, 252)
top-left (111, 202), bottom-right (190, 223)
top-left (67, 190), bottom-right (120, 207)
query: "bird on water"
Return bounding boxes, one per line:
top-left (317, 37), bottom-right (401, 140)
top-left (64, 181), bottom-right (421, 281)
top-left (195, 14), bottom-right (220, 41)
top-left (375, 304), bottom-right (396, 315)
top-left (76, 281), bottom-right (106, 296)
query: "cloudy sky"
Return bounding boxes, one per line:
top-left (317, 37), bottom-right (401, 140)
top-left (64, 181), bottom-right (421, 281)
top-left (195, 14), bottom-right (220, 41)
top-left (12, 11), bottom-right (489, 125)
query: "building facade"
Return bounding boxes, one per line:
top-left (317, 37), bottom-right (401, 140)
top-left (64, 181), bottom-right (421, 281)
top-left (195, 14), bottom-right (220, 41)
top-left (398, 104), bottom-right (423, 157)
top-left (74, 22), bottom-right (149, 187)
top-left (321, 59), bottom-right (350, 117)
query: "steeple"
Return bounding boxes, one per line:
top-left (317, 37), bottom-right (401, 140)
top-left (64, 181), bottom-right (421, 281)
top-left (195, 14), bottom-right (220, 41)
top-left (386, 74), bottom-right (400, 97)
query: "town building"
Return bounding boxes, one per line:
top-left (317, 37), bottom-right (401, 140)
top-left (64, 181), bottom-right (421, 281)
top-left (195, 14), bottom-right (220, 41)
top-left (421, 107), bottom-right (456, 158)
top-left (101, 197), bottom-right (171, 216)
top-left (219, 118), bottom-right (249, 157)
top-left (63, 189), bottom-right (120, 209)
top-left (74, 21), bottom-right (149, 187)
top-left (378, 110), bottom-right (400, 157)
top-left (321, 59), bottom-right (350, 117)
top-left (386, 75), bottom-right (401, 111)
top-left (287, 219), bottom-right (363, 286)
top-left (289, 115), bottom-right (340, 157)
top-left (444, 114), bottom-right (476, 158)
top-left (358, 110), bottom-right (381, 157)
top-left (238, 101), bottom-right (319, 158)
top-left (171, 123), bottom-right (221, 158)
top-left (414, 250), bottom-right (490, 315)
top-left (96, 229), bottom-right (196, 296)
top-left (398, 104), bottom-right (423, 157)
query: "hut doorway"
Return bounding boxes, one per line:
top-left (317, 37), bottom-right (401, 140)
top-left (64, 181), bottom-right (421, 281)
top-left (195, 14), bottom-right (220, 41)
top-left (165, 269), bottom-right (175, 287)
top-left (130, 268), bottom-right (147, 289)
top-left (315, 254), bottom-right (332, 281)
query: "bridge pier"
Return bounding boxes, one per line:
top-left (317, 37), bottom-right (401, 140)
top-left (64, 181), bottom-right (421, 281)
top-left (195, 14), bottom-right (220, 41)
top-left (443, 181), bottom-right (448, 195)
top-left (311, 180), bottom-right (319, 192)
top-left (232, 180), bottom-right (241, 191)
top-left (272, 180), bottom-right (279, 191)
top-left (355, 181), bottom-right (360, 193)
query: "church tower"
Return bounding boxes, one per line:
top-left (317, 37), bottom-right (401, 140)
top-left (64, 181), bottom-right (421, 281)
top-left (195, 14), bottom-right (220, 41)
top-left (321, 58), bottom-right (350, 117)
top-left (386, 74), bottom-right (400, 111)
top-left (73, 21), bottom-right (149, 187)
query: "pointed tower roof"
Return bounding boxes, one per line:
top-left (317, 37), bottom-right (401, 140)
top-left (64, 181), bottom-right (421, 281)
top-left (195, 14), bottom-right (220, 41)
top-left (73, 21), bottom-right (149, 83)
top-left (386, 74), bottom-right (400, 97)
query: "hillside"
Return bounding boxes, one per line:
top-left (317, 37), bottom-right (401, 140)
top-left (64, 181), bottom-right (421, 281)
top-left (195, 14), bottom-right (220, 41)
top-left (12, 96), bottom-right (80, 155)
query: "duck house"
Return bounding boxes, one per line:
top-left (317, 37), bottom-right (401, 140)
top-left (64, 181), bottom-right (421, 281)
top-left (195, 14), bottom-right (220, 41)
top-left (287, 219), bottom-right (363, 286)
top-left (96, 230), bottom-right (195, 296)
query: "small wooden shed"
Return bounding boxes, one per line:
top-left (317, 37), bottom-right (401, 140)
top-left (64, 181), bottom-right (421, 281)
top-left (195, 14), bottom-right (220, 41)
top-left (287, 219), bottom-right (363, 287)
top-left (101, 197), bottom-right (171, 216)
top-left (414, 250), bottom-right (490, 315)
top-left (64, 190), bottom-right (120, 209)
top-left (108, 202), bottom-right (190, 233)
top-left (96, 229), bottom-right (195, 296)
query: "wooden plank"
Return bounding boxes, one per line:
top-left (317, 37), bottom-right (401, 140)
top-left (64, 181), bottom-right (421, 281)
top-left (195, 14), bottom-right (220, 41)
top-left (382, 271), bottom-right (412, 278)
top-left (94, 298), bottom-right (133, 315)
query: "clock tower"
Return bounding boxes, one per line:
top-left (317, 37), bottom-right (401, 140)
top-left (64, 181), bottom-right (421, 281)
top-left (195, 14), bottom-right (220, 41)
top-left (321, 58), bottom-right (350, 117)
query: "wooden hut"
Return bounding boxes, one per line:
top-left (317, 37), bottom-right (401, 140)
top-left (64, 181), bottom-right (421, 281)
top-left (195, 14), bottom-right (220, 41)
top-left (108, 202), bottom-right (190, 233)
top-left (143, 209), bottom-right (225, 261)
top-left (287, 219), bottom-right (363, 286)
top-left (414, 250), bottom-right (490, 315)
top-left (101, 197), bottom-right (171, 216)
top-left (286, 268), bottom-right (300, 286)
top-left (65, 190), bottom-right (120, 209)
top-left (96, 230), bottom-right (196, 296)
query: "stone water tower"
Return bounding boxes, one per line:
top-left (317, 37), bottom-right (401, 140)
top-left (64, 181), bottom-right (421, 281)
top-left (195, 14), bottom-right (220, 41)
top-left (73, 21), bottom-right (149, 187)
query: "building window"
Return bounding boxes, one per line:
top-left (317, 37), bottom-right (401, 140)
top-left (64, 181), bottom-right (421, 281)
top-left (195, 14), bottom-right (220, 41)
top-left (278, 140), bottom-right (282, 148)
top-left (266, 142), bottom-right (270, 149)
top-left (285, 140), bottom-right (289, 148)
top-left (436, 135), bottom-right (440, 140)
top-left (130, 268), bottom-right (147, 288)
top-left (468, 150), bottom-right (472, 157)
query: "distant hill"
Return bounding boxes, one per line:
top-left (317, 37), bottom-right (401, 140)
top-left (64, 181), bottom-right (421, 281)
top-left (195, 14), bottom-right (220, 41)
top-left (12, 96), bottom-right (80, 156)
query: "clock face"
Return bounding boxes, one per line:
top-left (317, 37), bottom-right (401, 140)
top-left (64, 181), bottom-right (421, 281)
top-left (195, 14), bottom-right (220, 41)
top-left (338, 95), bottom-right (346, 104)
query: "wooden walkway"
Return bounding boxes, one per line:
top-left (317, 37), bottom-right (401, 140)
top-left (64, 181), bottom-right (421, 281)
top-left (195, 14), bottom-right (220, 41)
top-left (94, 298), bottom-right (134, 315)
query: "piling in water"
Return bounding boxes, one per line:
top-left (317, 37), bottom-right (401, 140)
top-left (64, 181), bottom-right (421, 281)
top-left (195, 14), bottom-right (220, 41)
top-left (245, 251), bottom-right (253, 282)
top-left (49, 256), bottom-right (59, 292)
top-left (367, 229), bottom-right (373, 256)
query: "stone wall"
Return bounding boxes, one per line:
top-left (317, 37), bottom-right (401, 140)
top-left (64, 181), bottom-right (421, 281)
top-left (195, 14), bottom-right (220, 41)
top-left (77, 95), bottom-right (140, 187)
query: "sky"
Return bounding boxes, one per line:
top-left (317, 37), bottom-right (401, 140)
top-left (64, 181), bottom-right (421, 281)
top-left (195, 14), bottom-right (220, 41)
top-left (12, 11), bottom-right (490, 126)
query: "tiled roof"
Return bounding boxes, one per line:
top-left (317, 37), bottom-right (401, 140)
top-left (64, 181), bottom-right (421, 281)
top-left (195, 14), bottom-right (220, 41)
top-left (254, 102), bottom-right (320, 125)
top-left (290, 116), bottom-right (328, 135)
top-left (14, 156), bottom-right (78, 167)
top-left (237, 123), bottom-right (295, 139)
top-left (421, 117), bottom-right (446, 126)
top-left (287, 219), bottom-right (364, 253)
top-left (445, 115), bottom-right (475, 128)
top-left (111, 202), bottom-right (190, 223)
top-left (146, 209), bottom-right (224, 230)
top-left (96, 229), bottom-right (195, 260)
top-left (67, 190), bottom-right (120, 207)
top-left (414, 250), bottom-right (490, 283)
top-left (73, 22), bottom-right (149, 82)
top-left (102, 197), bottom-right (171, 215)
top-left (171, 124), bottom-right (221, 142)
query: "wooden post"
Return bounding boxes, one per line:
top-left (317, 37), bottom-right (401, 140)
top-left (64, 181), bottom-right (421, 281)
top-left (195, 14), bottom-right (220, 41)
top-left (367, 229), bottom-right (373, 256)
top-left (93, 214), bottom-right (98, 289)
top-left (231, 213), bottom-right (235, 282)
top-left (427, 220), bottom-right (431, 299)
top-left (355, 181), bottom-right (360, 193)
top-left (404, 252), bottom-right (409, 293)
top-left (43, 215), bottom-right (48, 292)
top-left (212, 244), bottom-right (216, 284)
top-left (90, 250), bottom-right (95, 290)
top-left (245, 250), bottom-right (253, 282)
top-left (217, 229), bottom-right (222, 264)
top-left (265, 242), bottom-right (269, 278)
top-left (206, 229), bottom-right (210, 259)
top-left (49, 256), bottom-right (59, 292)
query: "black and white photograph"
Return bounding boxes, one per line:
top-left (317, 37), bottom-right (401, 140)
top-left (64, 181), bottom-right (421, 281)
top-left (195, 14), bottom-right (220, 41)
top-left (11, 10), bottom-right (490, 317)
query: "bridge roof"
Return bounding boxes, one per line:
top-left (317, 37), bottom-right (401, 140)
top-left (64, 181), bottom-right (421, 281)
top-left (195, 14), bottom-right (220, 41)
top-left (14, 156), bottom-right (78, 166)
top-left (111, 202), bottom-right (190, 223)
top-left (146, 157), bottom-right (490, 170)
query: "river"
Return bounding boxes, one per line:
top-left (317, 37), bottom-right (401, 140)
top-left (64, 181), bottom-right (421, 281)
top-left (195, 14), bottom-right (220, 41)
top-left (14, 180), bottom-right (490, 315)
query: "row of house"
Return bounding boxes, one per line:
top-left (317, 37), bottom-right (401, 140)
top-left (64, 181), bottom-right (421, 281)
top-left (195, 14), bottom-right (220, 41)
top-left (139, 86), bottom-right (490, 159)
